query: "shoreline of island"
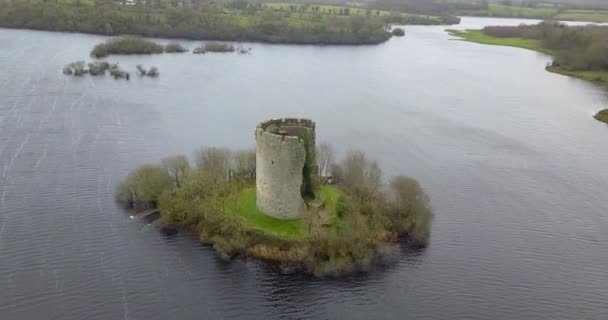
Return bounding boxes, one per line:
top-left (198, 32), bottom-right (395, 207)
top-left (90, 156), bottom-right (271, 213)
top-left (117, 119), bottom-right (432, 277)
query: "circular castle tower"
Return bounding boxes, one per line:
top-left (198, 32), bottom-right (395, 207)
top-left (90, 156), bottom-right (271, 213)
top-left (255, 118), bottom-right (317, 220)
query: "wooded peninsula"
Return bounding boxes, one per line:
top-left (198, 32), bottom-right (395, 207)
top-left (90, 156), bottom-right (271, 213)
top-left (0, 0), bottom-right (458, 45)
top-left (450, 22), bottom-right (608, 87)
top-left (449, 22), bottom-right (608, 124)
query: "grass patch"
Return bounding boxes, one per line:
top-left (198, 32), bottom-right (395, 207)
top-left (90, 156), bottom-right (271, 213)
top-left (320, 185), bottom-right (341, 226)
top-left (594, 109), bottom-right (608, 124)
top-left (487, 4), bottom-right (558, 19)
top-left (224, 186), bottom-right (343, 241)
top-left (226, 187), bottom-right (304, 240)
top-left (448, 29), bottom-right (555, 55)
top-left (555, 10), bottom-right (608, 23)
top-left (546, 66), bottom-right (608, 87)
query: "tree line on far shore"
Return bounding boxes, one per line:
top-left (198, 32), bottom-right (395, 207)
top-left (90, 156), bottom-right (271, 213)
top-left (483, 22), bottom-right (608, 72)
top-left (0, 1), bottom-right (395, 45)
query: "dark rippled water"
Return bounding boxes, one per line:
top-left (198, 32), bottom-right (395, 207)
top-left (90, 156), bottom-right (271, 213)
top-left (1, 17), bottom-right (608, 320)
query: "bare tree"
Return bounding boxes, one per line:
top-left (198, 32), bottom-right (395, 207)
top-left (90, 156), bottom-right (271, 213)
top-left (332, 150), bottom-right (382, 198)
top-left (316, 142), bottom-right (335, 179)
top-left (194, 147), bottom-right (232, 180)
top-left (233, 149), bottom-right (256, 180)
top-left (161, 154), bottom-right (189, 188)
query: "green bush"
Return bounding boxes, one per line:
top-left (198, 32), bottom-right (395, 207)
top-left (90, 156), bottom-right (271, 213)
top-left (91, 36), bottom-right (165, 58)
top-left (164, 43), bottom-right (188, 53)
top-left (116, 164), bottom-right (172, 210)
top-left (392, 27), bottom-right (405, 36)
top-left (387, 175), bottom-right (432, 243)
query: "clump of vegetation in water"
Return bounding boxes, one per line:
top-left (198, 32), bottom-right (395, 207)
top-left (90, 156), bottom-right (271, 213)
top-left (63, 60), bottom-right (111, 77)
top-left (62, 61), bottom-right (87, 76)
top-left (392, 27), bottom-right (405, 36)
top-left (594, 109), bottom-right (608, 124)
top-left (136, 65), bottom-right (159, 78)
top-left (164, 43), bottom-right (188, 53)
top-left (116, 144), bottom-right (432, 277)
top-left (193, 42), bottom-right (235, 54)
top-left (91, 36), bottom-right (165, 58)
top-left (87, 61), bottom-right (111, 75)
top-left (62, 61), bottom-right (161, 80)
top-left (109, 64), bottom-right (130, 80)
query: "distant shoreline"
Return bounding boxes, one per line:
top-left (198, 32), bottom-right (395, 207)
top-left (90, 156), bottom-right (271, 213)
top-left (447, 29), bottom-right (608, 88)
top-left (0, 2), bottom-right (458, 47)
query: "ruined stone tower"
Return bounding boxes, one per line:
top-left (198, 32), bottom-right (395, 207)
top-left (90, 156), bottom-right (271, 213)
top-left (255, 118), bottom-right (317, 220)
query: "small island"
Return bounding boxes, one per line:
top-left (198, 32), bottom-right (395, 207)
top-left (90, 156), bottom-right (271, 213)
top-left (193, 42), bottom-right (236, 54)
top-left (91, 36), bottom-right (187, 58)
top-left (595, 109), bottom-right (608, 124)
top-left (117, 118), bottom-right (432, 276)
top-left (392, 27), bottom-right (405, 37)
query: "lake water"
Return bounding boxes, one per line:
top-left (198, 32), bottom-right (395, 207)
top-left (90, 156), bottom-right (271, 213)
top-left (1, 17), bottom-right (607, 320)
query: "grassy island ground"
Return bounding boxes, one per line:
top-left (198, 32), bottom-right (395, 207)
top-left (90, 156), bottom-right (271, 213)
top-left (0, 1), bottom-right (458, 46)
top-left (116, 146), bottom-right (432, 277)
top-left (447, 23), bottom-right (608, 88)
top-left (226, 187), bottom-right (304, 240)
top-left (595, 109), bottom-right (608, 124)
top-left (225, 185), bottom-right (342, 240)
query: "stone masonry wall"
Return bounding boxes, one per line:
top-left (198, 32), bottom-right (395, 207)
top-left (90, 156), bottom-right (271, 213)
top-left (255, 118), bottom-right (315, 220)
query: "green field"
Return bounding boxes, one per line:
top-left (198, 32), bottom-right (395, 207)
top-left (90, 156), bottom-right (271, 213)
top-left (264, 2), bottom-right (442, 22)
top-left (226, 186), bottom-right (342, 240)
top-left (475, 4), bottom-right (608, 22)
top-left (448, 29), bottom-right (554, 55)
top-left (488, 4), bottom-right (558, 19)
top-left (555, 10), bottom-right (608, 23)
top-left (265, 2), bottom-right (392, 16)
